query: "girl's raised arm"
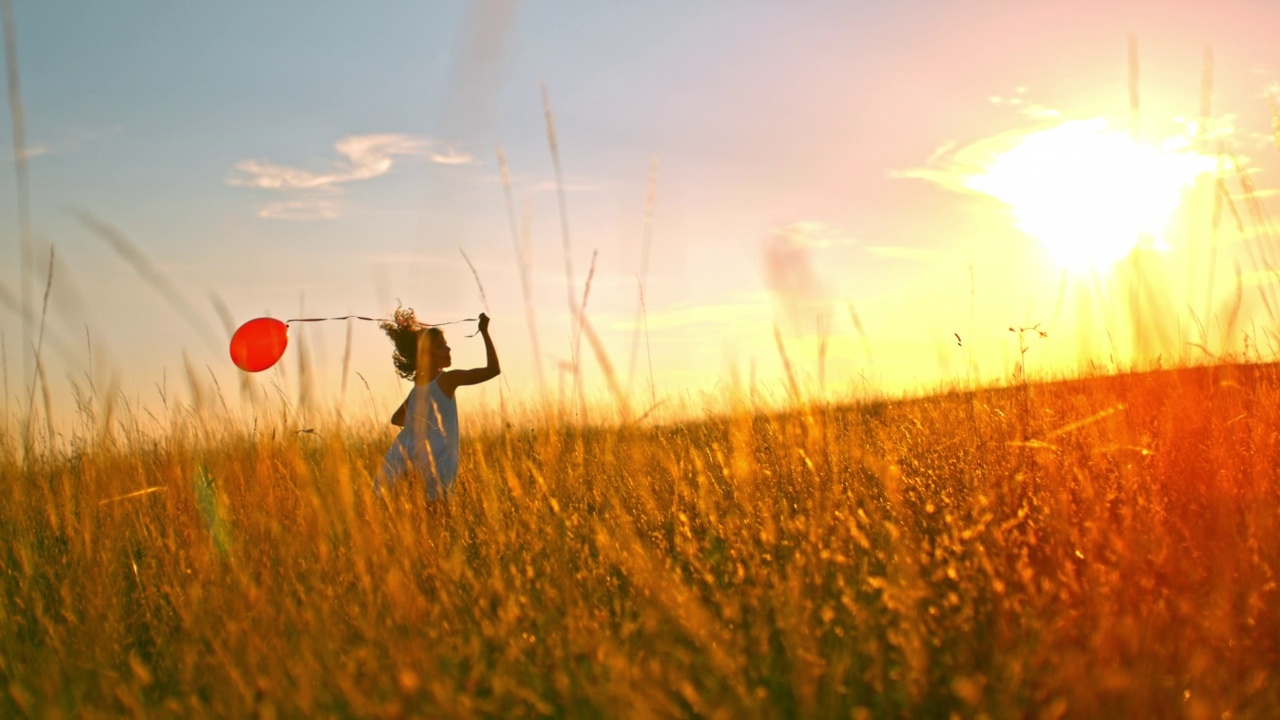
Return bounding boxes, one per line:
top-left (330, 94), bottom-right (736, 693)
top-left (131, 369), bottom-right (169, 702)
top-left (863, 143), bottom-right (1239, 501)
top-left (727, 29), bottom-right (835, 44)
top-left (437, 313), bottom-right (500, 397)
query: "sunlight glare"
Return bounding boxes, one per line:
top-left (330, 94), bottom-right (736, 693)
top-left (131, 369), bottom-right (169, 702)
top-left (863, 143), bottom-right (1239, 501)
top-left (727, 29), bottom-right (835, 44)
top-left (965, 119), bottom-right (1217, 272)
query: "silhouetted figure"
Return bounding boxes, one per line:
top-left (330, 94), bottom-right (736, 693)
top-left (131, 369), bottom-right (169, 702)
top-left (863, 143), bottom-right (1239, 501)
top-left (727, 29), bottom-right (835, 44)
top-left (374, 308), bottom-right (500, 501)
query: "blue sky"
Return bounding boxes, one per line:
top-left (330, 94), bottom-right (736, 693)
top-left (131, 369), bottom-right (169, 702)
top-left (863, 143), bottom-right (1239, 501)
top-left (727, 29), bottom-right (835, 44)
top-left (3, 1), bottom-right (1280, 433)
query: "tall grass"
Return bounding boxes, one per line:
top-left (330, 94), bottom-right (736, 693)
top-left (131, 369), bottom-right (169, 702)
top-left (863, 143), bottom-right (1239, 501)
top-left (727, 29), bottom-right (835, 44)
top-left (2, 361), bottom-right (1278, 717)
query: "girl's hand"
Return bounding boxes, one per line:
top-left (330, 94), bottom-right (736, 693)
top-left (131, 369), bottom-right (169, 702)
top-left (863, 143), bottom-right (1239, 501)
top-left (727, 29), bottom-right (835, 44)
top-left (477, 313), bottom-right (490, 334)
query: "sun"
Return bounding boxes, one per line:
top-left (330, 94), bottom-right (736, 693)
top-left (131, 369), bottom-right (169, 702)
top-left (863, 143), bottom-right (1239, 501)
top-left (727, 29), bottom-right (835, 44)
top-left (964, 118), bottom-right (1218, 272)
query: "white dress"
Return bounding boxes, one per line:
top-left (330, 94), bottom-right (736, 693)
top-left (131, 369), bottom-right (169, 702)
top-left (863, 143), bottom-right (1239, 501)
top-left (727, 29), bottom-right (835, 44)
top-left (375, 379), bottom-right (459, 500)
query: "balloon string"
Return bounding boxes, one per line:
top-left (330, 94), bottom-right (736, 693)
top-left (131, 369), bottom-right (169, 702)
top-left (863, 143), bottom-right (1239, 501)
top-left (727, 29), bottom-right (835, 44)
top-left (282, 315), bottom-right (481, 336)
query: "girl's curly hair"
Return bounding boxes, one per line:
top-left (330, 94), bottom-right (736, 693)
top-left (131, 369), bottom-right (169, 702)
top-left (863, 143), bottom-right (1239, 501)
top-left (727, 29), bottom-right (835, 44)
top-left (380, 305), bottom-right (443, 380)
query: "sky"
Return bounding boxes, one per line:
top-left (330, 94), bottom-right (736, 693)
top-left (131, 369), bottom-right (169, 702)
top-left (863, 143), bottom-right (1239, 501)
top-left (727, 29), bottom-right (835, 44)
top-left (2, 0), bottom-right (1280, 437)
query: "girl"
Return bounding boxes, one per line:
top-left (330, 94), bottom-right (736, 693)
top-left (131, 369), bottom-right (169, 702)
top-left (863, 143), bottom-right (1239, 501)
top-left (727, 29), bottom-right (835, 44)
top-left (374, 308), bottom-right (500, 501)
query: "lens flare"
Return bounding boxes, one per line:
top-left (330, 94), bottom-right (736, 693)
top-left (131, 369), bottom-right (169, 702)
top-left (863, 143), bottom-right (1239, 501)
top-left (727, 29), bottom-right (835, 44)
top-left (965, 118), bottom-right (1217, 272)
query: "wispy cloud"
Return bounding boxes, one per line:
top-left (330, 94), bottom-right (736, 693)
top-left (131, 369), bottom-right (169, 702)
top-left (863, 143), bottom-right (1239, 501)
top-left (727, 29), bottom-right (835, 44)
top-left (774, 221), bottom-right (858, 249)
top-left (17, 143), bottom-right (51, 161)
top-left (988, 88), bottom-right (1061, 120)
top-left (258, 198), bottom-right (343, 221)
top-left (2, 126), bottom-right (120, 162)
top-left (892, 91), bottom-right (1068, 192)
top-left (925, 141), bottom-right (957, 165)
top-left (892, 112), bottom-right (1229, 199)
top-left (228, 133), bottom-right (474, 220)
top-left (431, 148), bottom-right (476, 166)
top-left (227, 133), bottom-right (472, 190)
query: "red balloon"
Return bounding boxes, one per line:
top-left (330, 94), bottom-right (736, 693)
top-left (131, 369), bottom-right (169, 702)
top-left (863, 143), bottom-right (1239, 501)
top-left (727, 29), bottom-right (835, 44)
top-left (230, 317), bottom-right (289, 372)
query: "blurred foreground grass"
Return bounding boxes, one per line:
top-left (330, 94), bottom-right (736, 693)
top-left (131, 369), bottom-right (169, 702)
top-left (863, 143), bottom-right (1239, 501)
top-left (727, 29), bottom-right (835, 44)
top-left (2, 363), bottom-right (1278, 717)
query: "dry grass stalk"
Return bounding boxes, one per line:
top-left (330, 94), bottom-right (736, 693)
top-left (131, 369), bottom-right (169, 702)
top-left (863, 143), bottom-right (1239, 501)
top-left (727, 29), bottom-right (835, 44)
top-left (573, 306), bottom-right (630, 422)
top-left (638, 279), bottom-right (655, 407)
top-left (1205, 153), bottom-right (1229, 326)
top-left (22, 245), bottom-right (52, 453)
top-left (209, 293), bottom-right (254, 406)
top-left (628, 157), bottom-right (658, 395)
top-left (95, 373), bottom-right (120, 448)
top-left (209, 292), bottom-right (236, 338)
top-left (2, 329), bottom-right (8, 452)
top-left (459, 247), bottom-right (510, 396)
top-left (340, 317), bottom-right (354, 412)
top-left (0, 275), bottom-right (79, 367)
top-left (570, 249), bottom-right (599, 419)
top-left (845, 301), bottom-right (874, 370)
top-left (458, 247), bottom-right (490, 314)
top-left (773, 322), bottom-right (800, 402)
top-left (98, 485), bottom-right (166, 506)
top-left (497, 144), bottom-right (546, 398)
top-left (2, 0), bottom-right (32, 415)
top-left (540, 84), bottom-right (582, 400)
top-left (578, 249), bottom-right (598, 323)
top-left (295, 296), bottom-right (312, 423)
top-left (816, 314), bottom-right (829, 396)
top-left (32, 349), bottom-right (51, 449)
top-left (182, 349), bottom-right (205, 422)
top-left (77, 211), bottom-right (217, 349)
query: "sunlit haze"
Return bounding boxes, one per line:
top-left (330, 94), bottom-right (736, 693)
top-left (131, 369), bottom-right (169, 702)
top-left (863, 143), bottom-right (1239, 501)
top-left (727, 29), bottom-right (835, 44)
top-left (964, 119), bottom-right (1220, 272)
top-left (2, 1), bottom-right (1280, 434)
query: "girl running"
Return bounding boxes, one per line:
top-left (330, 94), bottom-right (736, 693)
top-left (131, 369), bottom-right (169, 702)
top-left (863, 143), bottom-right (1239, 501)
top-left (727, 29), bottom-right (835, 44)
top-left (374, 308), bottom-right (500, 500)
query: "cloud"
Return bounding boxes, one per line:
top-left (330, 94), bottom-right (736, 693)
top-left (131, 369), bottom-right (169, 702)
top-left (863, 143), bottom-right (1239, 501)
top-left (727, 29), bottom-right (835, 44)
top-left (227, 133), bottom-right (472, 190)
top-left (987, 88), bottom-right (1061, 120)
top-left (891, 165), bottom-right (978, 196)
top-left (2, 126), bottom-right (120, 163)
top-left (892, 114), bottom-right (1227, 198)
top-left (925, 141), bottom-right (957, 165)
top-left (228, 133), bottom-right (473, 220)
top-left (257, 198), bottom-right (343, 221)
top-left (889, 131), bottom-right (1009, 194)
top-left (1019, 104), bottom-right (1062, 120)
top-left (16, 143), bottom-right (51, 160)
top-left (775, 221), bottom-right (857, 249)
top-left (430, 149), bottom-right (476, 165)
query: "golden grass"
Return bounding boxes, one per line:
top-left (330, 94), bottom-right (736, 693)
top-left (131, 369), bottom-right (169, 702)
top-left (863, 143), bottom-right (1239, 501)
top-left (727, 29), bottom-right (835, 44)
top-left (2, 362), bottom-right (1278, 717)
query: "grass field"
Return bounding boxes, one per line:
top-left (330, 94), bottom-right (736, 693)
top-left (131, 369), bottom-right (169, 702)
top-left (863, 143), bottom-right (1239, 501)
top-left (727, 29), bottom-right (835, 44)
top-left (1, 360), bottom-right (1277, 718)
